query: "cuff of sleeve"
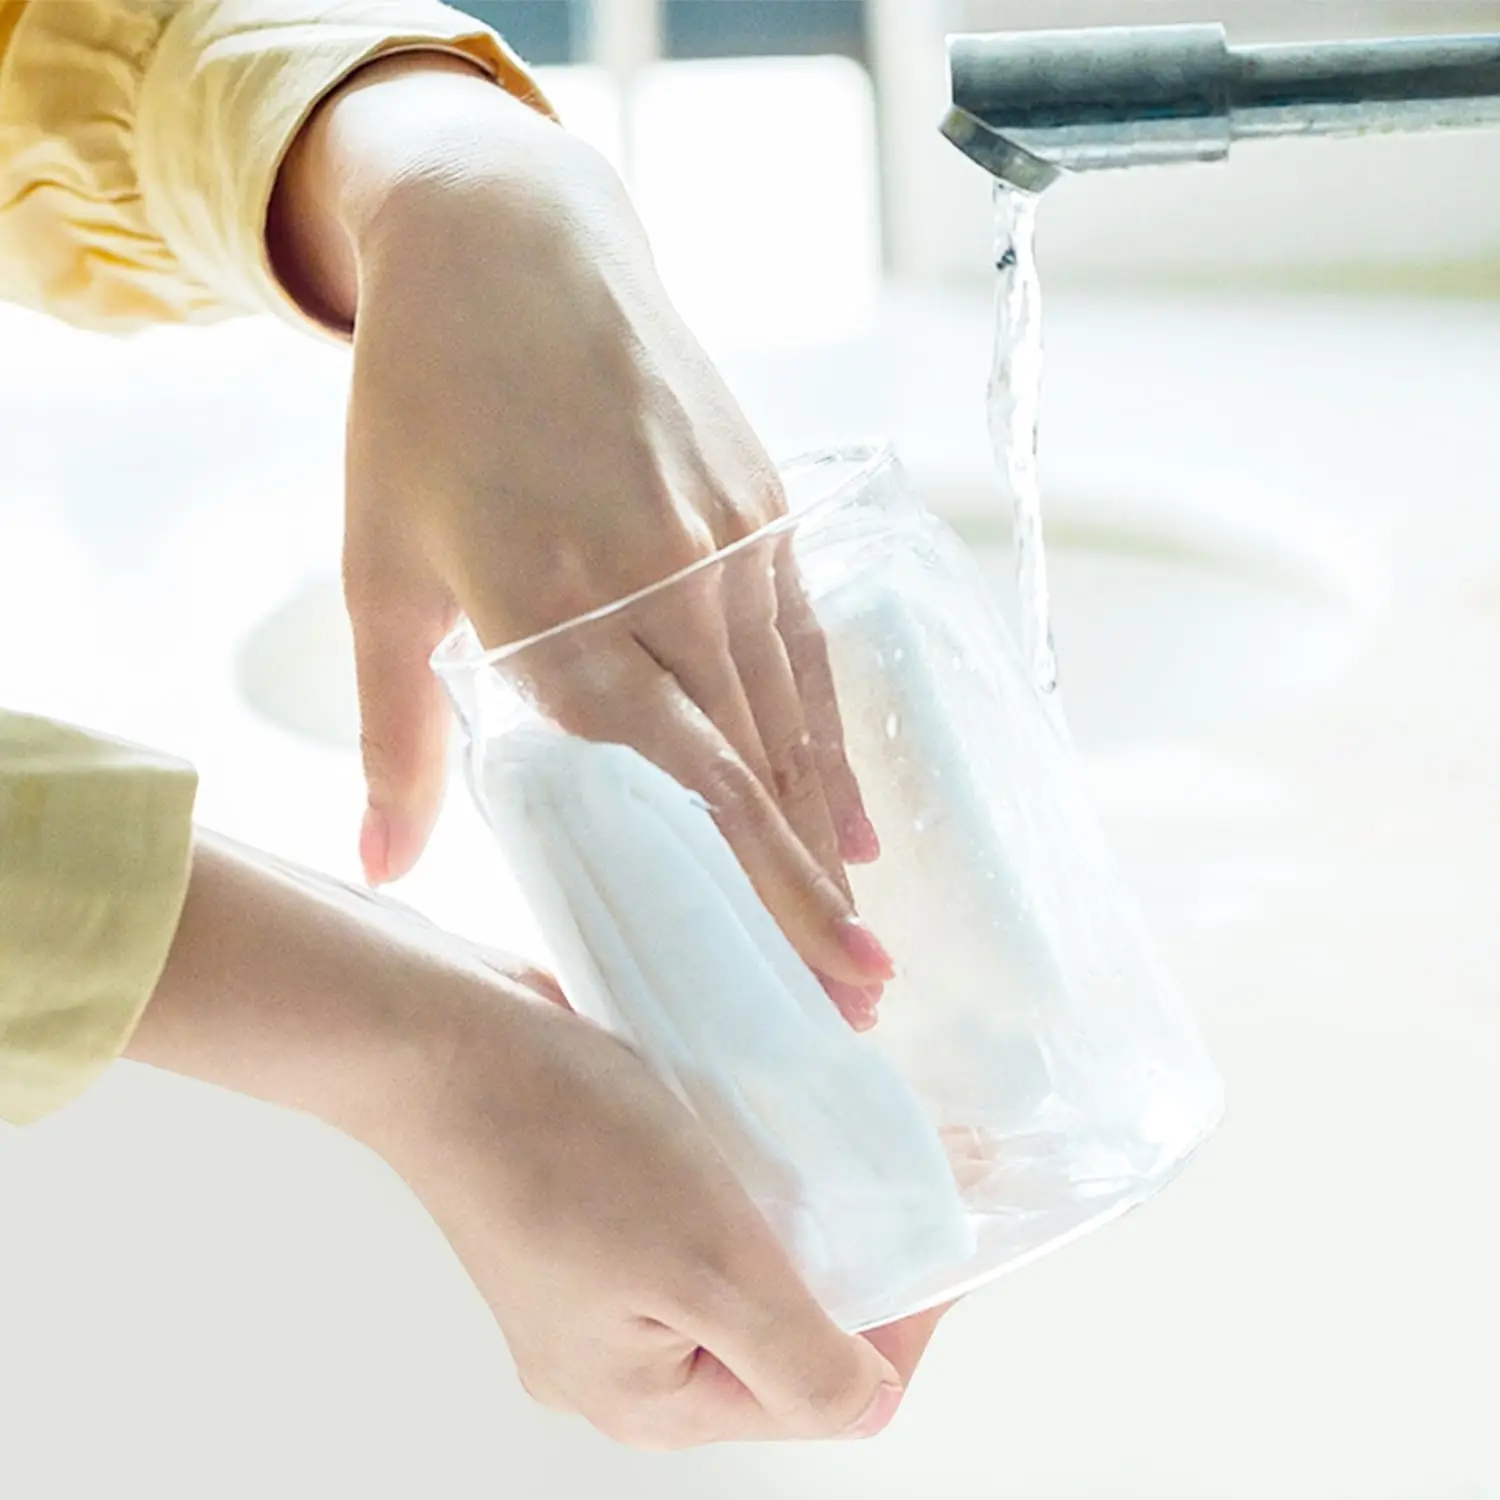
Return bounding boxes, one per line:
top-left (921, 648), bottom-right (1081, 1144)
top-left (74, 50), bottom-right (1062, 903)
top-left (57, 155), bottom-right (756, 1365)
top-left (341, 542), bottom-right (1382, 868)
top-left (0, 714), bottom-right (197, 1126)
top-left (133, 1), bottom-right (557, 342)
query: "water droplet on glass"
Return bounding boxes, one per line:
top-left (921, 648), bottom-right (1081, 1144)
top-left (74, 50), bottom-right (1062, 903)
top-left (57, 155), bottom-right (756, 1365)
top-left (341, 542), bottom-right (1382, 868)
top-left (884, 712), bottom-right (901, 739)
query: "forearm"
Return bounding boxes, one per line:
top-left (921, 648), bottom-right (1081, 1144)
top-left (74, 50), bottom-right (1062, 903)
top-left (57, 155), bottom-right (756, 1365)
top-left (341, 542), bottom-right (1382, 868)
top-left (125, 831), bottom-right (478, 1149)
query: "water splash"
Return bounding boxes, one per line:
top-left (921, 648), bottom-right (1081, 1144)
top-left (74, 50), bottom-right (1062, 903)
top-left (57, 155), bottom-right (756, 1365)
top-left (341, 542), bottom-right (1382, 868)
top-left (987, 183), bottom-right (1059, 700)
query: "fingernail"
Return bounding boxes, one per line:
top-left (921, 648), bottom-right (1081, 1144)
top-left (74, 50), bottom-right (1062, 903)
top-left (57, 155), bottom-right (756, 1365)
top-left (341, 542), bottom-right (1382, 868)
top-left (840, 813), bottom-right (881, 864)
top-left (843, 1382), bottom-right (903, 1441)
top-left (359, 806), bottom-right (391, 886)
top-left (821, 977), bottom-right (882, 1031)
top-left (836, 917), bottom-right (895, 980)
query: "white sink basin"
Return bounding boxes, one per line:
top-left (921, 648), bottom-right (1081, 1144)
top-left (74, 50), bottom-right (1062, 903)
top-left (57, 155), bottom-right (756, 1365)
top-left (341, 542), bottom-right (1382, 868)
top-left (234, 573), bottom-right (362, 752)
top-left (950, 468), bottom-right (1384, 752)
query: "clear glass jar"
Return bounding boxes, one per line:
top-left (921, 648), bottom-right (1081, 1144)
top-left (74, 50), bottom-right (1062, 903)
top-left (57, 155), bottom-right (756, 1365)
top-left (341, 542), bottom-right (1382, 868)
top-left (433, 443), bottom-right (1223, 1332)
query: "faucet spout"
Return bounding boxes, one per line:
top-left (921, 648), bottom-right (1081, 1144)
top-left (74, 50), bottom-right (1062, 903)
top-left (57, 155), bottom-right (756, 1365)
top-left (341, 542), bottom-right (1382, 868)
top-left (943, 23), bottom-right (1500, 190)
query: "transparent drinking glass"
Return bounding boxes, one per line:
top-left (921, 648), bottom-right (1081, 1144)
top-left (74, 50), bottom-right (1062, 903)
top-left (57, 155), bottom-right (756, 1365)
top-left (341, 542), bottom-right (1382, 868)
top-left (433, 442), bottom-right (1223, 1333)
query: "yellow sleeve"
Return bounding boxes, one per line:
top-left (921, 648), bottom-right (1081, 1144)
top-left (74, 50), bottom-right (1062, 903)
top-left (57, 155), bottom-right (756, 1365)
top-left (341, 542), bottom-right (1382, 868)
top-left (0, 0), bottom-right (554, 332)
top-left (0, 712), bottom-right (197, 1126)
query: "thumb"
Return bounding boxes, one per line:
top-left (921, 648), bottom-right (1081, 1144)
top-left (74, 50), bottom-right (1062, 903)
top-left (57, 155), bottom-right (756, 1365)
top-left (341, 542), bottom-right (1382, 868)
top-left (685, 1270), bottom-right (904, 1441)
top-left (346, 572), bottom-right (457, 885)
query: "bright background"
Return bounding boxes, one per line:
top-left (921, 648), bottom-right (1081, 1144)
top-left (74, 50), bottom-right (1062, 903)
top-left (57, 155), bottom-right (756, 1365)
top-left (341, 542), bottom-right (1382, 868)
top-left (1, 3), bottom-right (1498, 1497)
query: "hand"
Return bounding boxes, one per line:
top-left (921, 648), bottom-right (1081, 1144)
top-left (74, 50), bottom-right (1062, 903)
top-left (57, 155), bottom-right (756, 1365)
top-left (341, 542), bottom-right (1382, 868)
top-left (130, 834), bottom-right (913, 1449)
top-left (385, 986), bottom-right (921, 1449)
top-left (268, 57), bottom-right (891, 1022)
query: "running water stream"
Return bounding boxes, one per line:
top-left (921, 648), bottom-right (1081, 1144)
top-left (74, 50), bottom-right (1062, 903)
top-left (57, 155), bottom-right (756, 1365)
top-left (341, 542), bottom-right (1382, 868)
top-left (987, 183), bottom-right (1060, 704)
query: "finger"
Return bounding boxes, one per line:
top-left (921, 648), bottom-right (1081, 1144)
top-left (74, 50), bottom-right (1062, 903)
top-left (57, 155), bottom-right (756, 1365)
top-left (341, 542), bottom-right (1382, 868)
top-left (597, 1199), bottom-right (905, 1446)
top-left (863, 1301), bottom-right (956, 1385)
top-left (774, 541), bottom-right (879, 864)
top-left (584, 1342), bottom-right (893, 1450)
top-left (643, 555), bottom-right (881, 1022)
top-left (662, 1197), bottom-right (902, 1442)
top-left (570, 1341), bottom-right (772, 1450)
top-left (344, 567), bottom-right (458, 885)
top-left (529, 631), bottom-right (893, 991)
top-left (475, 956), bottom-right (571, 1010)
top-left (517, 1245), bottom-right (910, 1449)
top-left (622, 666), bottom-right (888, 992)
top-left (701, 1333), bottom-right (902, 1444)
top-left (722, 541), bottom-right (845, 887)
top-left (634, 573), bottom-right (774, 790)
top-left (510, 1308), bottom-right (762, 1451)
top-left (663, 1239), bottom-right (904, 1443)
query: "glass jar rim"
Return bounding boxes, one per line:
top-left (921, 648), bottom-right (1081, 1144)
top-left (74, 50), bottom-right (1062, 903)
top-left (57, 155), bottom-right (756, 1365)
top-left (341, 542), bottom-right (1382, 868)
top-left (431, 441), bottom-right (895, 678)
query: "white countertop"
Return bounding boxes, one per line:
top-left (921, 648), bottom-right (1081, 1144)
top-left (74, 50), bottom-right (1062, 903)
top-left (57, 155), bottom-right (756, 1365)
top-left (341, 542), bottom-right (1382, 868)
top-left (1, 288), bottom-right (1497, 1497)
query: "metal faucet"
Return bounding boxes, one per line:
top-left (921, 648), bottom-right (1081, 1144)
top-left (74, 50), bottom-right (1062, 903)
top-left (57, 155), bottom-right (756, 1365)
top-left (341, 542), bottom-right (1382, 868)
top-left (942, 23), bottom-right (1500, 192)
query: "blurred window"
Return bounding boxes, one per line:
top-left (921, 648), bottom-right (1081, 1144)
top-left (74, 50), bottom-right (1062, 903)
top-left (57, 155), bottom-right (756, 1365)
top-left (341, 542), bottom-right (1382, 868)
top-left (454, 1), bottom-right (584, 65)
top-left (663, 1), bottom-right (865, 63)
top-left (453, 3), bottom-right (882, 347)
top-left (454, 1), bottom-right (868, 65)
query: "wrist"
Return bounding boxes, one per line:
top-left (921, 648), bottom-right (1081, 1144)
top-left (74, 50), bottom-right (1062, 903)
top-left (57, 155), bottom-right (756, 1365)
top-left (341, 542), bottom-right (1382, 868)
top-left (269, 52), bottom-right (605, 330)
